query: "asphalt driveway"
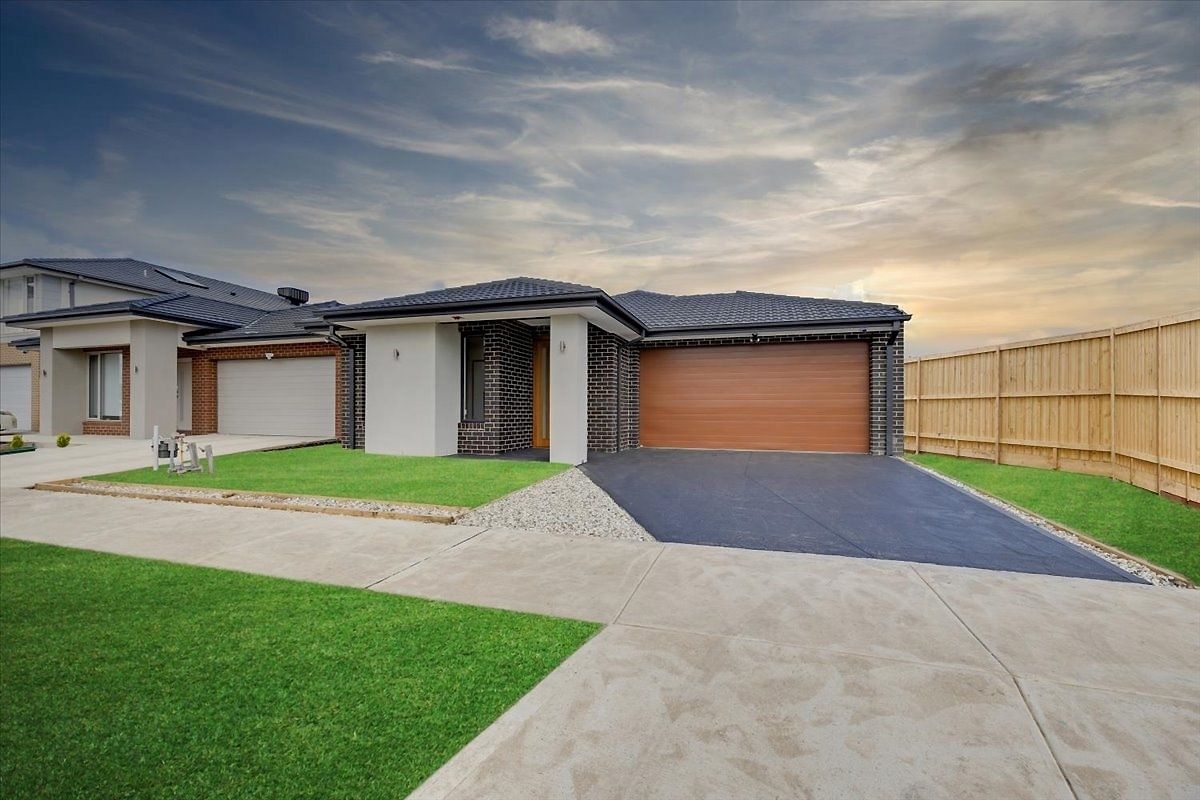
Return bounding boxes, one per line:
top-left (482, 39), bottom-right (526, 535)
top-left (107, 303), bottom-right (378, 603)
top-left (581, 449), bottom-right (1140, 583)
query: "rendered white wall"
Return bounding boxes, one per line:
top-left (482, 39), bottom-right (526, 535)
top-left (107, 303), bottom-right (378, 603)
top-left (549, 314), bottom-right (588, 465)
top-left (51, 320), bottom-right (131, 350)
top-left (39, 329), bottom-right (87, 435)
top-left (365, 322), bottom-right (460, 456)
top-left (129, 320), bottom-right (179, 438)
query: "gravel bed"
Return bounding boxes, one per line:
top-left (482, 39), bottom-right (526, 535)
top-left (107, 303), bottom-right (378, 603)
top-left (457, 468), bottom-right (654, 542)
top-left (902, 461), bottom-right (1186, 588)
top-left (66, 481), bottom-right (458, 518)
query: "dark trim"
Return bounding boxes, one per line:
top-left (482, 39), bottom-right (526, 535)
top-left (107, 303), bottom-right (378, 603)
top-left (4, 303), bottom-right (242, 331)
top-left (885, 323), bottom-right (900, 456)
top-left (642, 314), bottom-right (911, 338)
top-left (184, 331), bottom-right (325, 344)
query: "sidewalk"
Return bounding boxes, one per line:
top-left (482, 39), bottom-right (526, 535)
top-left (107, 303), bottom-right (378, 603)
top-left (1, 487), bottom-right (1196, 799)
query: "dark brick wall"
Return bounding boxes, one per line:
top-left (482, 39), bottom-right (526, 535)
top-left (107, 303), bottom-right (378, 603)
top-left (639, 328), bottom-right (905, 455)
top-left (341, 332), bottom-right (366, 448)
top-left (587, 325), bottom-right (639, 452)
top-left (456, 320), bottom-right (536, 454)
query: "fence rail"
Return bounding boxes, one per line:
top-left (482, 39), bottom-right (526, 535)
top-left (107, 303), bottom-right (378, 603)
top-left (904, 310), bottom-right (1199, 505)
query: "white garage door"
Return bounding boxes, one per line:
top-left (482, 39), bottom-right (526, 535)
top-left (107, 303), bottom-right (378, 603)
top-left (218, 357), bottom-right (335, 437)
top-left (0, 364), bottom-right (32, 431)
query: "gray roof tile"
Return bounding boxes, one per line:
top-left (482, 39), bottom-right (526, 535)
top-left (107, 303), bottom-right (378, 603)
top-left (3, 292), bottom-right (266, 329)
top-left (186, 301), bottom-right (343, 342)
top-left (614, 289), bottom-right (908, 331)
top-left (0, 258), bottom-right (292, 311)
top-left (332, 276), bottom-right (601, 313)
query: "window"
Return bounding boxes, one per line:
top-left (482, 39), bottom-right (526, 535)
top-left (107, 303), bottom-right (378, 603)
top-left (40, 276), bottom-right (63, 311)
top-left (88, 352), bottom-right (122, 420)
top-left (462, 335), bottom-right (485, 421)
top-left (25, 276), bottom-right (35, 313)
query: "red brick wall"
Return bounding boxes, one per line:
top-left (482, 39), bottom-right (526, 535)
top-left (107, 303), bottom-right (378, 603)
top-left (186, 342), bottom-right (343, 437)
top-left (81, 346), bottom-right (131, 436)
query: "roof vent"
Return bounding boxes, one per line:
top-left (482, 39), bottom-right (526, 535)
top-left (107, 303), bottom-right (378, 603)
top-left (277, 287), bottom-right (309, 306)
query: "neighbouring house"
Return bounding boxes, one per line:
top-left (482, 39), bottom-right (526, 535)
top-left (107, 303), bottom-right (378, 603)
top-left (2, 259), bottom-right (910, 464)
top-left (1, 258), bottom-right (346, 440)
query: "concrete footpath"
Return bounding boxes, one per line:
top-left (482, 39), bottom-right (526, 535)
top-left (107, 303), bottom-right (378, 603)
top-left (1, 486), bottom-right (1197, 799)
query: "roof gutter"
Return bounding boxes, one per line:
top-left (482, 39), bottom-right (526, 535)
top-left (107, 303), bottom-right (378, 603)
top-left (639, 319), bottom-right (902, 342)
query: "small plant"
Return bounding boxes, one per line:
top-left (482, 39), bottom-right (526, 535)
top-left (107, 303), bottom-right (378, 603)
top-left (56, 433), bottom-right (71, 448)
top-left (9, 434), bottom-right (24, 448)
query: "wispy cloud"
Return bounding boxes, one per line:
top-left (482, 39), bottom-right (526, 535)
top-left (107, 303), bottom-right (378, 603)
top-left (486, 16), bottom-right (615, 57)
top-left (0, 0), bottom-right (1196, 352)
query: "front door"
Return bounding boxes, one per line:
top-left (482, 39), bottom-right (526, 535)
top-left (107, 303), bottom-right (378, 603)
top-left (532, 337), bottom-right (549, 448)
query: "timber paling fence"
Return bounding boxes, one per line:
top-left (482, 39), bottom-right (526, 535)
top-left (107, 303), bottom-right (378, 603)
top-left (904, 310), bottom-right (1199, 506)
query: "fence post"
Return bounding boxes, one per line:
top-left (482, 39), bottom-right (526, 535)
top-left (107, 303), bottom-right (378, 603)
top-left (993, 347), bottom-right (1002, 464)
top-left (914, 358), bottom-right (921, 454)
top-left (1109, 328), bottom-right (1116, 480)
top-left (1156, 321), bottom-right (1162, 494)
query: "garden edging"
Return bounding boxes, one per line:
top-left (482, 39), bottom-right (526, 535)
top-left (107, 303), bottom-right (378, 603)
top-left (34, 479), bottom-right (468, 525)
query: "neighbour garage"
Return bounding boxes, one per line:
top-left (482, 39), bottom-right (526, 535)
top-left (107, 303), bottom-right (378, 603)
top-left (0, 364), bottom-right (32, 431)
top-left (639, 341), bottom-right (869, 452)
top-left (217, 356), bottom-right (335, 437)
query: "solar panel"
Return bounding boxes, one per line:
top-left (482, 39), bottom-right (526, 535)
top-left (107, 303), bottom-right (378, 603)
top-left (154, 267), bottom-right (208, 288)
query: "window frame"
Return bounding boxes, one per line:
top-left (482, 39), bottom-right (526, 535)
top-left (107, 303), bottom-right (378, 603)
top-left (87, 351), bottom-right (123, 421)
top-left (461, 334), bottom-right (486, 422)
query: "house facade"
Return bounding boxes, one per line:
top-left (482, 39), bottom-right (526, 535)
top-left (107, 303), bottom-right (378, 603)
top-left (2, 259), bottom-right (909, 464)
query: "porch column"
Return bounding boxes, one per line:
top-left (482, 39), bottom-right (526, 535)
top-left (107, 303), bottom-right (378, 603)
top-left (39, 328), bottom-right (87, 435)
top-left (129, 320), bottom-right (179, 438)
top-left (550, 314), bottom-right (588, 465)
top-left (365, 322), bottom-right (460, 456)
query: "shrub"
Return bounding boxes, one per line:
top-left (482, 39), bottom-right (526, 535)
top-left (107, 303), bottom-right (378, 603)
top-left (56, 433), bottom-right (71, 448)
top-left (9, 434), bottom-right (24, 449)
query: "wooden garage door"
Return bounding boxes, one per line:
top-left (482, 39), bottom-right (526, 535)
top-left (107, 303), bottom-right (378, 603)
top-left (640, 341), bottom-right (869, 452)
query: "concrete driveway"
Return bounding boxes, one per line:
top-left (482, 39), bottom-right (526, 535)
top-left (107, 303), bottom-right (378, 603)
top-left (0, 483), bottom-right (1195, 799)
top-left (581, 449), bottom-right (1139, 583)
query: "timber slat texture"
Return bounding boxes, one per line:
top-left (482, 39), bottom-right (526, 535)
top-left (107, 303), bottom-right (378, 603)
top-left (640, 341), bottom-right (869, 452)
top-left (905, 311), bottom-right (1200, 505)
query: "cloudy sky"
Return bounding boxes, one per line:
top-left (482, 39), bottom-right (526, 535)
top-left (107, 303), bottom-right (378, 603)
top-left (1, 1), bottom-right (1197, 353)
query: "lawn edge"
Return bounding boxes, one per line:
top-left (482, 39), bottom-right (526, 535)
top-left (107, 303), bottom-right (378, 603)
top-left (904, 457), bottom-right (1194, 588)
top-left (33, 479), bottom-right (467, 524)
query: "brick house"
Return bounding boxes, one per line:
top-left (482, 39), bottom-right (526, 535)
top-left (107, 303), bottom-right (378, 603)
top-left (3, 260), bottom-right (908, 464)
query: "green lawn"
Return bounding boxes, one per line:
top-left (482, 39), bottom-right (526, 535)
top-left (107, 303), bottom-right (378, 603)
top-left (91, 444), bottom-right (568, 508)
top-left (908, 454), bottom-right (1200, 583)
top-left (0, 540), bottom-right (598, 799)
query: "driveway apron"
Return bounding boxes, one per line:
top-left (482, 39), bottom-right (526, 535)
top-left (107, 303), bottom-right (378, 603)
top-left (581, 449), bottom-right (1139, 582)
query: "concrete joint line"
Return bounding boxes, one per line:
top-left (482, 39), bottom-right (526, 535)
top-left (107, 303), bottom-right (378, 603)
top-left (610, 619), bottom-right (1006, 678)
top-left (911, 566), bottom-right (1082, 800)
top-left (611, 544), bottom-right (666, 624)
top-left (740, 456), bottom-right (873, 558)
top-left (364, 527), bottom-right (491, 590)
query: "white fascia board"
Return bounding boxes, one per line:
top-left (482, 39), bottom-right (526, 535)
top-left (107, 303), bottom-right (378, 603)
top-left (340, 304), bottom-right (640, 340)
top-left (640, 322), bottom-right (895, 342)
